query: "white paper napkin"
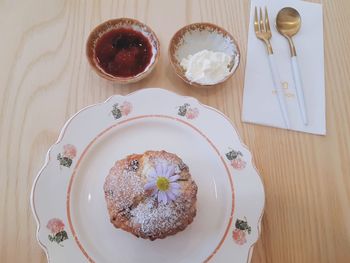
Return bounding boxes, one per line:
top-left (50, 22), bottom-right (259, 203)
top-left (242, 0), bottom-right (325, 135)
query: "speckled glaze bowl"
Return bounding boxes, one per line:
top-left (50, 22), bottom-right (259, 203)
top-left (169, 23), bottom-right (240, 87)
top-left (86, 18), bottom-right (160, 84)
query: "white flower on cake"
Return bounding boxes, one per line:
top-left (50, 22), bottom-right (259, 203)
top-left (144, 163), bottom-right (181, 204)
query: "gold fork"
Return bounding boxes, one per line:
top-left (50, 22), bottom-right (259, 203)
top-left (254, 7), bottom-right (290, 129)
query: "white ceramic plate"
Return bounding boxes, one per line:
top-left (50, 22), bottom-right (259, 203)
top-left (31, 88), bottom-right (265, 263)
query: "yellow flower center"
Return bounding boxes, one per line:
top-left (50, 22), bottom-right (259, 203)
top-left (156, 177), bottom-right (170, 191)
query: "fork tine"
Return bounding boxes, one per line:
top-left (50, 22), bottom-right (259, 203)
top-left (254, 7), bottom-right (259, 33)
top-left (259, 7), bottom-right (265, 32)
top-left (265, 7), bottom-right (271, 32)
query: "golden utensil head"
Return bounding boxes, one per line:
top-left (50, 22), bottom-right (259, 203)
top-left (276, 7), bottom-right (301, 37)
top-left (254, 7), bottom-right (273, 54)
top-left (276, 7), bottom-right (301, 56)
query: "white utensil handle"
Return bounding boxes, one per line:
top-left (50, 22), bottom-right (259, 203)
top-left (291, 56), bottom-right (308, 125)
top-left (268, 54), bottom-right (290, 129)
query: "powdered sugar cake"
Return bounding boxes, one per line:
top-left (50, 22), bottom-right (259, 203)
top-left (103, 150), bottom-right (198, 240)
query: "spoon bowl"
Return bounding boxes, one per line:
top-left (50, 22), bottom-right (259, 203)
top-left (276, 7), bottom-right (301, 38)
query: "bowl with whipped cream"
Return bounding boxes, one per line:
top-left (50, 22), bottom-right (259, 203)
top-left (168, 23), bottom-right (240, 87)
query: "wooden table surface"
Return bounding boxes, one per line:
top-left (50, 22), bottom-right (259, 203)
top-left (1, 0), bottom-right (349, 262)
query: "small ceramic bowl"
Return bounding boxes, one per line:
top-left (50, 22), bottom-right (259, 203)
top-left (169, 23), bottom-right (240, 87)
top-left (86, 18), bottom-right (160, 84)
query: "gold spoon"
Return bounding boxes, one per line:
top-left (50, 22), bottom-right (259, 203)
top-left (276, 7), bottom-right (308, 125)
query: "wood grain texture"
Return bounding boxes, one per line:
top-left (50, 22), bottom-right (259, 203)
top-left (0, 0), bottom-right (349, 262)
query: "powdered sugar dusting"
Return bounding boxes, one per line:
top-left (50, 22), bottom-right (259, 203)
top-left (104, 151), bottom-right (197, 240)
top-left (105, 163), bottom-right (144, 212)
top-left (131, 196), bottom-right (191, 237)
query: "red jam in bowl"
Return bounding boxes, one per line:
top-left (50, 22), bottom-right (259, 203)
top-left (95, 28), bottom-right (153, 78)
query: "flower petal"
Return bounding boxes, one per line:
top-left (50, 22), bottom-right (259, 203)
top-left (148, 169), bottom-right (157, 179)
top-left (161, 162), bottom-right (169, 176)
top-left (157, 191), bottom-right (162, 203)
top-left (170, 184), bottom-right (181, 196)
top-left (158, 191), bottom-right (167, 204)
top-left (166, 191), bottom-right (176, 201)
top-left (170, 182), bottom-right (181, 189)
top-left (165, 165), bottom-right (175, 178)
top-left (169, 174), bottom-right (180, 182)
top-left (144, 181), bottom-right (156, 191)
top-left (172, 189), bottom-right (180, 196)
top-left (156, 164), bottom-right (163, 176)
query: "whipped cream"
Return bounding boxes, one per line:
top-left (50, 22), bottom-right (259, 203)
top-left (180, 49), bottom-right (232, 85)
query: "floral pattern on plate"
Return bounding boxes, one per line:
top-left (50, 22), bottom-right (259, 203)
top-left (226, 149), bottom-right (246, 170)
top-left (111, 101), bottom-right (133, 119)
top-left (31, 88), bottom-right (264, 263)
top-left (232, 217), bottom-right (251, 245)
top-left (47, 218), bottom-right (68, 246)
top-left (177, 103), bottom-right (199, 119)
top-left (57, 144), bottom-right (77, 168)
